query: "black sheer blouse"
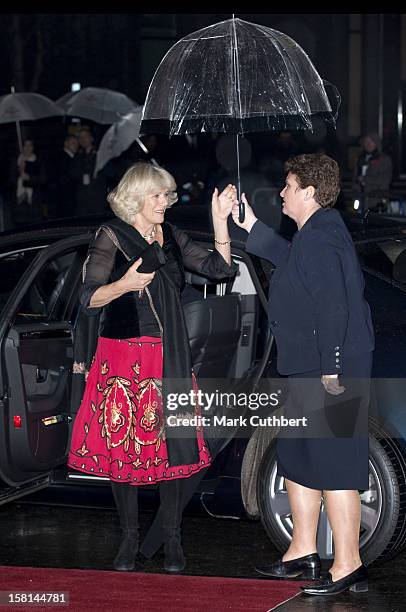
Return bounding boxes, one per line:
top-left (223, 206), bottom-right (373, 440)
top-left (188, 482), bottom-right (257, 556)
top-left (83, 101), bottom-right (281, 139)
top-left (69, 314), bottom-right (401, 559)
top-left (80, 222), bottom-right (238, 339)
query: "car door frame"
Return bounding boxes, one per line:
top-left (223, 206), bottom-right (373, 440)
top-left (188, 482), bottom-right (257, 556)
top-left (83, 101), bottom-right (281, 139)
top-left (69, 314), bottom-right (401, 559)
top-left (0, 233), bottom-right (92, 502)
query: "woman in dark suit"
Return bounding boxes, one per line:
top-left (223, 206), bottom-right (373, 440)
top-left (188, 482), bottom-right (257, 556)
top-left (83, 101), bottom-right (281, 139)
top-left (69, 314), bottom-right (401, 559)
top-left (232, 153), bottom-right (374, 596)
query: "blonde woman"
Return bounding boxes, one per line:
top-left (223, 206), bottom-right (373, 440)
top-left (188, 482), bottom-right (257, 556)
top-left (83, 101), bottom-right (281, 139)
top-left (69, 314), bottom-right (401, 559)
top-left (68, 162), bottom-right (237, 573)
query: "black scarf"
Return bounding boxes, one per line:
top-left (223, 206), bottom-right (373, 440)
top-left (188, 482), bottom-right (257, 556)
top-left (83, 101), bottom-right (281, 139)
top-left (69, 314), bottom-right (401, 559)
top-left (105, 217), bottom-right (199, 466)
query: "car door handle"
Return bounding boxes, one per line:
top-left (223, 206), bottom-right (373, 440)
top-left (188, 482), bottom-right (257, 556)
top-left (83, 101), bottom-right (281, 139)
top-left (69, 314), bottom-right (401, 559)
top-left (36, 368), bottom-right (48, 383)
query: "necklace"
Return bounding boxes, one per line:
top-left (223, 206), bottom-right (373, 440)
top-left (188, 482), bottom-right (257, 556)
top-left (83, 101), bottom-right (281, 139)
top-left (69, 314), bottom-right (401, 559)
top-left (140, 225), bottom-right (157, 241)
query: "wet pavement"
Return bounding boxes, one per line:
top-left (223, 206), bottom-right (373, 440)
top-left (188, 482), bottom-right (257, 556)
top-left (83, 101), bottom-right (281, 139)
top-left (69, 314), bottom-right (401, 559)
top-left (0, 487), bottom-right (405, 611)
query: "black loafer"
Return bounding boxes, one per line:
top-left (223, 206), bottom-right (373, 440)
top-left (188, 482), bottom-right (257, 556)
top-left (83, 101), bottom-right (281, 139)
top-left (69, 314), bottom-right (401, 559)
top-left (301, 564), bottom-right (368, 596)
top-left (255, 552), bottom-right (321, 580)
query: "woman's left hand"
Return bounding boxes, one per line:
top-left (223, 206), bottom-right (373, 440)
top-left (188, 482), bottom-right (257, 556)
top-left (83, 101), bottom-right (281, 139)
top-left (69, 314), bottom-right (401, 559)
top-left (321, 374), bottom-right (346, 395)
top-left (212, 184), bottom-right (238, 221)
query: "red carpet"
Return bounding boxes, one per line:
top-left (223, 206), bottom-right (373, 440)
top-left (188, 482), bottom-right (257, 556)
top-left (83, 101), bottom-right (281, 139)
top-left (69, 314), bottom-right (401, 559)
top-left (0, 566), bottom-right (304, 611)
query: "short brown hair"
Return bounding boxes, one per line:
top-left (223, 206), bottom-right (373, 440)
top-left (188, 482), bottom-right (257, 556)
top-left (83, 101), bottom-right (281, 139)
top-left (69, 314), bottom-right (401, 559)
top-left (284, 153), bottom-right (340, 208)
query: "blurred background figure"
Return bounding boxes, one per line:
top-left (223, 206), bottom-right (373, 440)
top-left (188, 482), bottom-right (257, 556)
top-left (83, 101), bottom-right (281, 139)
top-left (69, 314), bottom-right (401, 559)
top-left (71, 127), bottom-right (108, 217)
top-left (352, 132), bottom-right (393, 213)
top-left (265, 131), bottom-right (299, 188)
top-left (12, 138), bottom-right (47, 226)
top-left (48, 134), bottom-right (79, 219)
top-left (208, 134), bottom-right (280, 242)
top-left (164, 134), bottom-right (216, 206)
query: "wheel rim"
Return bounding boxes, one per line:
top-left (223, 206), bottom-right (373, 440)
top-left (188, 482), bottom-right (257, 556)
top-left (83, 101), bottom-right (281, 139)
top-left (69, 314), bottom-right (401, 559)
top-left (266, 458), bottom-right (383, 559)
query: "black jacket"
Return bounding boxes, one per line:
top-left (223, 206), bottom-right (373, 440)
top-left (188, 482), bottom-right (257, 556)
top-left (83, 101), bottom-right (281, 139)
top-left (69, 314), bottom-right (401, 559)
top-left (246, 208), bottom-right (374, 375)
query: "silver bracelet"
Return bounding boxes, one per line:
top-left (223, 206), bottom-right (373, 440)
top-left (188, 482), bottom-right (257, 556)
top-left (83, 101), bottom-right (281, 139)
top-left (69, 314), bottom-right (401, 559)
top-left (214, 238), bottom-right (231, 245)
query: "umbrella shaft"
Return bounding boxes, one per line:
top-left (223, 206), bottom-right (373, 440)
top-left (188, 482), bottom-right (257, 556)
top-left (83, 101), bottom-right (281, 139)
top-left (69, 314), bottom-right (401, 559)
top-left (16, 120), bottom-right (23, 154)
top-left (236, 133), bottom-right (245, 223)
top-left (236, 133), bottom-right (241, 200)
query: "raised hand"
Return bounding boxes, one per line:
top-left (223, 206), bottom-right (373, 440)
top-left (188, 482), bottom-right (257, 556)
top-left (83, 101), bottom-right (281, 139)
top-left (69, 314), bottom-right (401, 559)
top-left (212, 184), bottom-right (238, 221)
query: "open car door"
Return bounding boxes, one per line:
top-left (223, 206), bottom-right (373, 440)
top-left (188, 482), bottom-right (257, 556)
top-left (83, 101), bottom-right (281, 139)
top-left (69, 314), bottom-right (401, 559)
top-left (0, 235), bottom-right (90, 504)
top-left (182, 242), bottom-right (273, 454)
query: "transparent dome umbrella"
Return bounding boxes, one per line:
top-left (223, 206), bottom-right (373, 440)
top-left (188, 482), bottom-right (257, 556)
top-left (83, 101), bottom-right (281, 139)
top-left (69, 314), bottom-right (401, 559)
top-left (56, 87), bottom-right (139, 125)
top-left (0, 91), bottom-right (64, 153)
top-left (140, 17), bottom-right (340, 221)
top-left (94, 107), bottom-right (158, 177)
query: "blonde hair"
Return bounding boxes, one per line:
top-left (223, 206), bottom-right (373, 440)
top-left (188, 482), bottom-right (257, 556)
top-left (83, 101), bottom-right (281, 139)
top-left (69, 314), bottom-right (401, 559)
top-left (107, 162), bottom-right (178, 223)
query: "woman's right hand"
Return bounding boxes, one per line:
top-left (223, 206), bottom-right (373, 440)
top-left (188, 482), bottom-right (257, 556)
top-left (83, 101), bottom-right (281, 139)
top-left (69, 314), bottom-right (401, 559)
top-left (119, 258), bottom-right (155, 292)
top-left (231, 193), bottom-right (258, 233)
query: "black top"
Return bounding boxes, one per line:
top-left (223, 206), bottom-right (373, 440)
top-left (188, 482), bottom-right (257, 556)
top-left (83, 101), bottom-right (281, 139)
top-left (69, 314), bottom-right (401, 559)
top-left (246, 208), bottom-right (375, 376)
top-left (80, 226), bottom-right (161, 337)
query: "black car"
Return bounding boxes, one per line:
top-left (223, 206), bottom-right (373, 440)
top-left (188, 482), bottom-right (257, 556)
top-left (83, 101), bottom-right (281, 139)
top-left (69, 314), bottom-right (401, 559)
top-left (0, 207), bottom-right (406, 568)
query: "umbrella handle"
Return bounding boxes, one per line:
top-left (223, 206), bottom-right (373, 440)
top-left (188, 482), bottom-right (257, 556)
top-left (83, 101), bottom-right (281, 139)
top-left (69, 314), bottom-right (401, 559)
top-left (238, 199), bottom-right (245, 223)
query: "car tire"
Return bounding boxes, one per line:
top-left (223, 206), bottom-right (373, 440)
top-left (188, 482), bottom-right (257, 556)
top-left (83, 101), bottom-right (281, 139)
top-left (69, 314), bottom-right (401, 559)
top-left (256, 418), bottom-right (406, 565)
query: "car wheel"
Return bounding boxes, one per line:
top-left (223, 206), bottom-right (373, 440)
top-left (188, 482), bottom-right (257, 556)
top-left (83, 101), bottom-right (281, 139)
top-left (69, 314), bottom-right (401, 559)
top-left (256, 419), bottom-right (406, 565)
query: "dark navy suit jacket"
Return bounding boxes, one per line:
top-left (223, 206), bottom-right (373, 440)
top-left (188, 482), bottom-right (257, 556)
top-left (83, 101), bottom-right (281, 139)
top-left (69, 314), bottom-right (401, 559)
top-left (246, 208), bottom-right (375, 375)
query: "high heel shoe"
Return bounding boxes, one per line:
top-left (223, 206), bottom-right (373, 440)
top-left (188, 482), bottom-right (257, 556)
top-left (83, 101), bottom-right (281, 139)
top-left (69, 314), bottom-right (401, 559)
top-left (301, 564), bottom-right (368, 596)
top-left (255, 553), bottom-right (321, 579)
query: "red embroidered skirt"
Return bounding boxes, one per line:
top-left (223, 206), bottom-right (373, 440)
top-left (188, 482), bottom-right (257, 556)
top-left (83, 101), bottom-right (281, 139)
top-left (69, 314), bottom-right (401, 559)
top-left (67, 336), bottom-right (211, 485)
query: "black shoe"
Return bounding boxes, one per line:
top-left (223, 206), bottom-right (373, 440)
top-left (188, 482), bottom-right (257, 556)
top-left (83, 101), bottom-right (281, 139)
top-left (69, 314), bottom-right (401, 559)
top-left (114, 529), bottom-right (139, 572)
top-left (301, 564), bottom-right (368, 596)
top-left (164, 535), bottom-right (186, 573)
top-left (255, 553), bottom-right (321, 580)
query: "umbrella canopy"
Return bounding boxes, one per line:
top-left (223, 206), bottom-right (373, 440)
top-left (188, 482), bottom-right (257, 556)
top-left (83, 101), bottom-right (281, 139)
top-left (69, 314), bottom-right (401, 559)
top-left (57, 87), bottom-right (138, 124)
top-left (94, 107), bottom-right (146, 175)
top-left (141, 17), bottom-right (336, 136)
top-left (0, 92), bottom-right (64, 123)
top-left (0, 92), bottom-right (64, 153)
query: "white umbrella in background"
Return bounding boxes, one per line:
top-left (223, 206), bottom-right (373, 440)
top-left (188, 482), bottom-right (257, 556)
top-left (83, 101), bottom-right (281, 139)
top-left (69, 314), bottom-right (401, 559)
top-left (0, 91), bottom-right (64, 152)
top-left (56, 87), bottom-right (138, 124)
top-left (55, 91), bottom-right (76, 108)
top-left (94, 107), bottom-right (158, 176)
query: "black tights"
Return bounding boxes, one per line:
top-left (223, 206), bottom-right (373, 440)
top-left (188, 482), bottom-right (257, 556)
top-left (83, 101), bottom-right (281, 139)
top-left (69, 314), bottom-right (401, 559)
top-left (111, 478), bottom-right (183, 532)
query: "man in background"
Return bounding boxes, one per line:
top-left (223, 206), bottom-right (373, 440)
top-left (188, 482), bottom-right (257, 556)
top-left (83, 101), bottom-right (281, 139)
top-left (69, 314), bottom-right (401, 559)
top-left (71, 128), bottom-right (108, 217)
top-left (352, 132), bottom-right (393, 213)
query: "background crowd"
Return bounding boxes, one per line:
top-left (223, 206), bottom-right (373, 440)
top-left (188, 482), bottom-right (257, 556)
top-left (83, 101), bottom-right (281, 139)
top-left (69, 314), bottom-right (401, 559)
top-left (0, 123), bottom-right (395, 232)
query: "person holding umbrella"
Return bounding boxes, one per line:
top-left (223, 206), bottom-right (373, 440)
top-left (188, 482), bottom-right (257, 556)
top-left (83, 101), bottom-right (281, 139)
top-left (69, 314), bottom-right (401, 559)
top-left (12, 138), bottom-right (47, 225)
top-left (232, 153), bottom-right (374, 596)
top-left (68, 162), bottom-right (238, 573)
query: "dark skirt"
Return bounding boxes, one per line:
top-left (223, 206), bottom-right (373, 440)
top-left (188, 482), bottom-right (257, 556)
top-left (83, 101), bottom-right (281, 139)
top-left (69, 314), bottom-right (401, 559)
top-left (68, 336), bottom-right (211, 485)
top-left (277, 353), bottom-right (372, 490)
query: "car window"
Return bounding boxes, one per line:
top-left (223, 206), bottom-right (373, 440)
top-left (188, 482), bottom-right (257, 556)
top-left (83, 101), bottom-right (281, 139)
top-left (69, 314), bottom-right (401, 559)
top-left (0, 247), bottom-right (45, 315)
top-left (16, 249), bottom-right (85, 322)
